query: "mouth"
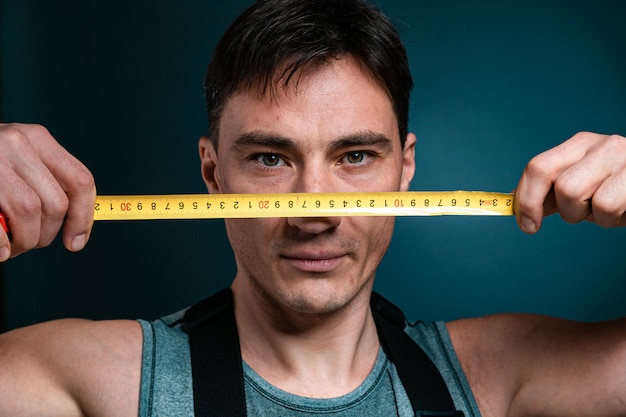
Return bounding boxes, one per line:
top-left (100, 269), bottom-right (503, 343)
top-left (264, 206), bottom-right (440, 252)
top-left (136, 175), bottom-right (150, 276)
top-left (280, 251), bottom-right (347, 273)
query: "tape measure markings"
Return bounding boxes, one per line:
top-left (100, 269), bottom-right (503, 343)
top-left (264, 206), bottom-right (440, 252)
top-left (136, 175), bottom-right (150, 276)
top-left (93, 191), bottom-right (514, 221)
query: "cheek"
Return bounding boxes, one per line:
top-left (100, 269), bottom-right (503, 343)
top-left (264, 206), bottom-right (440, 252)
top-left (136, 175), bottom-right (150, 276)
top-left (225, 219), bottom-right (258, 254)
top-left (224, 218), bottom-right (280, 261)
top-left (354, 216), bottom-right (396, 268)
top-left (372, 218), bottom-right (395, 254)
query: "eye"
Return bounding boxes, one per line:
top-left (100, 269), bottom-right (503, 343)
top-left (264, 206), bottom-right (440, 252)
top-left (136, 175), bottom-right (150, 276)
top-left (346, 151), bottom-right (364, 164)
top-left (254, 153), bottom-right (284, 167)
top-left (344, 151), bottom-right (371, 164)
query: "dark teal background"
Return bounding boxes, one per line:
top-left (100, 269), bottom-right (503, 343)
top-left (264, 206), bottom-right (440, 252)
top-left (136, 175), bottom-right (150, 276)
top-left (1, 1), bottom-right (625, 330)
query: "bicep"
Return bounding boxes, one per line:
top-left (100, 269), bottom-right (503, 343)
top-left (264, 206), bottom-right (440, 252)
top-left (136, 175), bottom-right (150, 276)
top-left (0, 320), bottom-right (85, 416)
top-left (511, 317), bottom-right (626, 417)
top-left (448, 314), bottom-right (626, 417)
top-left (0, 318), bottom-right (143, 417)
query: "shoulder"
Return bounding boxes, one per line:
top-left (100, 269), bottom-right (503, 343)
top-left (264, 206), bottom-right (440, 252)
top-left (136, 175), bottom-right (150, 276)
top-left (446, 312), bottom-right (568, 381)
top-left (0, 318), bottom-right (143, 417)
top-left (446, 313), bottom-right (567, 417)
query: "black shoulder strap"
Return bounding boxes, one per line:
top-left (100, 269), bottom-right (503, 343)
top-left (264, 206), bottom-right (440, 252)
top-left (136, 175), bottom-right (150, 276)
top-left (184, 289), bottom-right (464, 417)
top-left (370, 292), bottom-right (464, 417)
top-left (183, 288), bottom-right (247, 417)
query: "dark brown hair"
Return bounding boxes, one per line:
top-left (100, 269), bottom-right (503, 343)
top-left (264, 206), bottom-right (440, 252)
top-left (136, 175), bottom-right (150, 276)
top-left (204, 0), bottom-right (413, 149)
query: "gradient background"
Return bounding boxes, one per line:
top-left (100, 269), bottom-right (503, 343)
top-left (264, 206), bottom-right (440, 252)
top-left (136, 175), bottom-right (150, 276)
top-left (1, 0), bottom-right (625, 331)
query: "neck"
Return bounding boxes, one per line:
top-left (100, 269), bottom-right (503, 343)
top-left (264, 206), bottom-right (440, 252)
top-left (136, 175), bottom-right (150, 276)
top-left (231, 278), bottom-right (380, 398)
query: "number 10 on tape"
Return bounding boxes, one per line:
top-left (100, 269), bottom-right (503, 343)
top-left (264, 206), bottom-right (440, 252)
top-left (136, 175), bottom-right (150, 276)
top-left (93, 191), bottom-right (514, 221)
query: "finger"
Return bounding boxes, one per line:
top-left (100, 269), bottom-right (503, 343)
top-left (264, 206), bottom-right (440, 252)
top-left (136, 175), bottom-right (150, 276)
top-left (515, 144), bottom-right (585, 233)
top-left (0, 167), bottom-right (44, 257)
top-left (541, 187), bottom-right (559, 218)
top-left (0, 155), bottom-right (72, 256)
top-left (552, 155), bottom-right (603, 225)
top-left (587, 167), bottom-right (626, 228)
top-left (514, 132), bottom-right (616, 233)
top-left (58, 162), bottom-right (96, 252)
top-left (21, 125), bottom-right (96, 252)
top-left (0, 127), bottom-right (55, 255)
top-left (0, 124), bottom-right (95, 255)
top-left (554, 134), bottom-right (626, 225)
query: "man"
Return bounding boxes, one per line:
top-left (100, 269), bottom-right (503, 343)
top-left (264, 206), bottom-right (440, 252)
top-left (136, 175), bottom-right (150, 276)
top-left (1, 1), bottom-right (625, 416)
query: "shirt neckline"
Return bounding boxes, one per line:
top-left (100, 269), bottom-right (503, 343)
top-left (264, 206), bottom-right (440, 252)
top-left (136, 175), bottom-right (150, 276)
top-left (242, 348), bottom-right (390, 413)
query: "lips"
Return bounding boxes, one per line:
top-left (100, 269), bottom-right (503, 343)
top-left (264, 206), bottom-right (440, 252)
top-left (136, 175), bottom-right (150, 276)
top-left (280, 251), bottom-right (347, 273)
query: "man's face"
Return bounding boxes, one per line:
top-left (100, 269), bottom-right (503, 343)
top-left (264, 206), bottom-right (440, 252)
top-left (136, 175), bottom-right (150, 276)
top-left (199, 57), bottom-right (416, 315)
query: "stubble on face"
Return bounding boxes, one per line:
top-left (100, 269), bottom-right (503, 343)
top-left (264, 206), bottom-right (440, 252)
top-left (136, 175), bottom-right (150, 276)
top-left (227, 214), bottom-right (396, 319)
top-left (206, 56), bottom-right (413, 321)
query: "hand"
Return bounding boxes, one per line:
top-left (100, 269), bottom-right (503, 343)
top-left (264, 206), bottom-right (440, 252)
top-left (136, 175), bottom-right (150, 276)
top-left (0, 123), bottom-right (96, 261)
top-left (515, 131), bottom-right (626, 233)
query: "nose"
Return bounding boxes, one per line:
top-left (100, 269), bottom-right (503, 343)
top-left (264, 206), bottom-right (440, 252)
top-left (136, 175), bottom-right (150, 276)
top-left (287, 214), bottom-right (341, 234)
top-left (287, 164), bottom-right (342, 234)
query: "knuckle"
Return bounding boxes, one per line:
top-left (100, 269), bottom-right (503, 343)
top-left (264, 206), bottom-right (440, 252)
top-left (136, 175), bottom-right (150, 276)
top-left (1, 123), bottom-right (49, 141)
top-left (26, 123), bottom-right (52, 138)
top-left (0, 124), bottom-right (28, 145)
top-left (16, 193), bottom-right (42, 219)
top-left (605, 134), bottom-right (626, 152)
top-left (553, 175), bottom-right (580, 201)
top-left (524, 153), bottom-right (553, 179)
top-left (0, 124), bottom-right (57, 159)
top-left (70, 163), bottom-right (96, 193)
top-left (47, 191), bottom-right (70, 218)
top-left (592, 196), bottom-right (624, 228)
top-left (514, 197), bottom-right (535, 214)
top-left (571, 131), bottom-right (593, 141)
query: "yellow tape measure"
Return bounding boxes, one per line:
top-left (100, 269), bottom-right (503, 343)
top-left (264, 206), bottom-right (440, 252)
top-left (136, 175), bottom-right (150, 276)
top-left (94, 191), bottom-right (514, 220)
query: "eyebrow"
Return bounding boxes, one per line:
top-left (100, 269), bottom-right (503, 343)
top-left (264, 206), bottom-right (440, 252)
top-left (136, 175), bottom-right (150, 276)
top-left (327, 132), bottom-right (395, 154)
top-left (231, 131), bottom-right (302, 153)
top-left (230, 130), bottom-right (395, 154)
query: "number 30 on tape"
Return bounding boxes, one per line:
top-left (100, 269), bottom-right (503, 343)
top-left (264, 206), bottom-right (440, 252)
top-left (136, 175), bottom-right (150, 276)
top-left (93, 191), bottom-right (514, 221)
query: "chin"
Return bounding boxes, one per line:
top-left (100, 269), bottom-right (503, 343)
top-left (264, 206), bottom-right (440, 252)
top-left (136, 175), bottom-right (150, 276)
top-left (286, 294), bottom-right (344, 315)
top-left (241, 265), bottom-right (374, 318)
top-left (275, 280), bottom-right (370, 317)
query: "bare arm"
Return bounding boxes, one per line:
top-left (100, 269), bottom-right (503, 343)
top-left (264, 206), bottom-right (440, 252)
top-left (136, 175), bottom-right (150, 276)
top-left (0, 124), bottom-right (143, 414)
top-left (448, 314), bottom-right (626, 417)
top-left (0, 319), bottom-right (143, 417)
top-left (449, 132), bottom-right (626, 416)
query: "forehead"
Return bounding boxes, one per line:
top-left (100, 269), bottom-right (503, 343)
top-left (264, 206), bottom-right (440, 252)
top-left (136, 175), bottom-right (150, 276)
top-left (218, 57), bottom-right (400, 147)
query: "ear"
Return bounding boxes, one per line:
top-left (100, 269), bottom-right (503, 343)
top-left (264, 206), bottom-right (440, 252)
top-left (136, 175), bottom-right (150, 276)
top-left (198, 136), bottom-right (222, 193)
top-left (399, 133), bottom-right (416, 191)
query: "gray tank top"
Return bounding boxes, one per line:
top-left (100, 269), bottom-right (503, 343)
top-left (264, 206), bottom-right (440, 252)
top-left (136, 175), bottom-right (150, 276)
top-left (137, 309), bottom-right (482, 416)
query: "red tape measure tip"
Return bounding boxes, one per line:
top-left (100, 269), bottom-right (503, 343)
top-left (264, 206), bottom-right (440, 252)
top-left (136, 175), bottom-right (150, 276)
top-left (0, 213), bottom-right (9, 233)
